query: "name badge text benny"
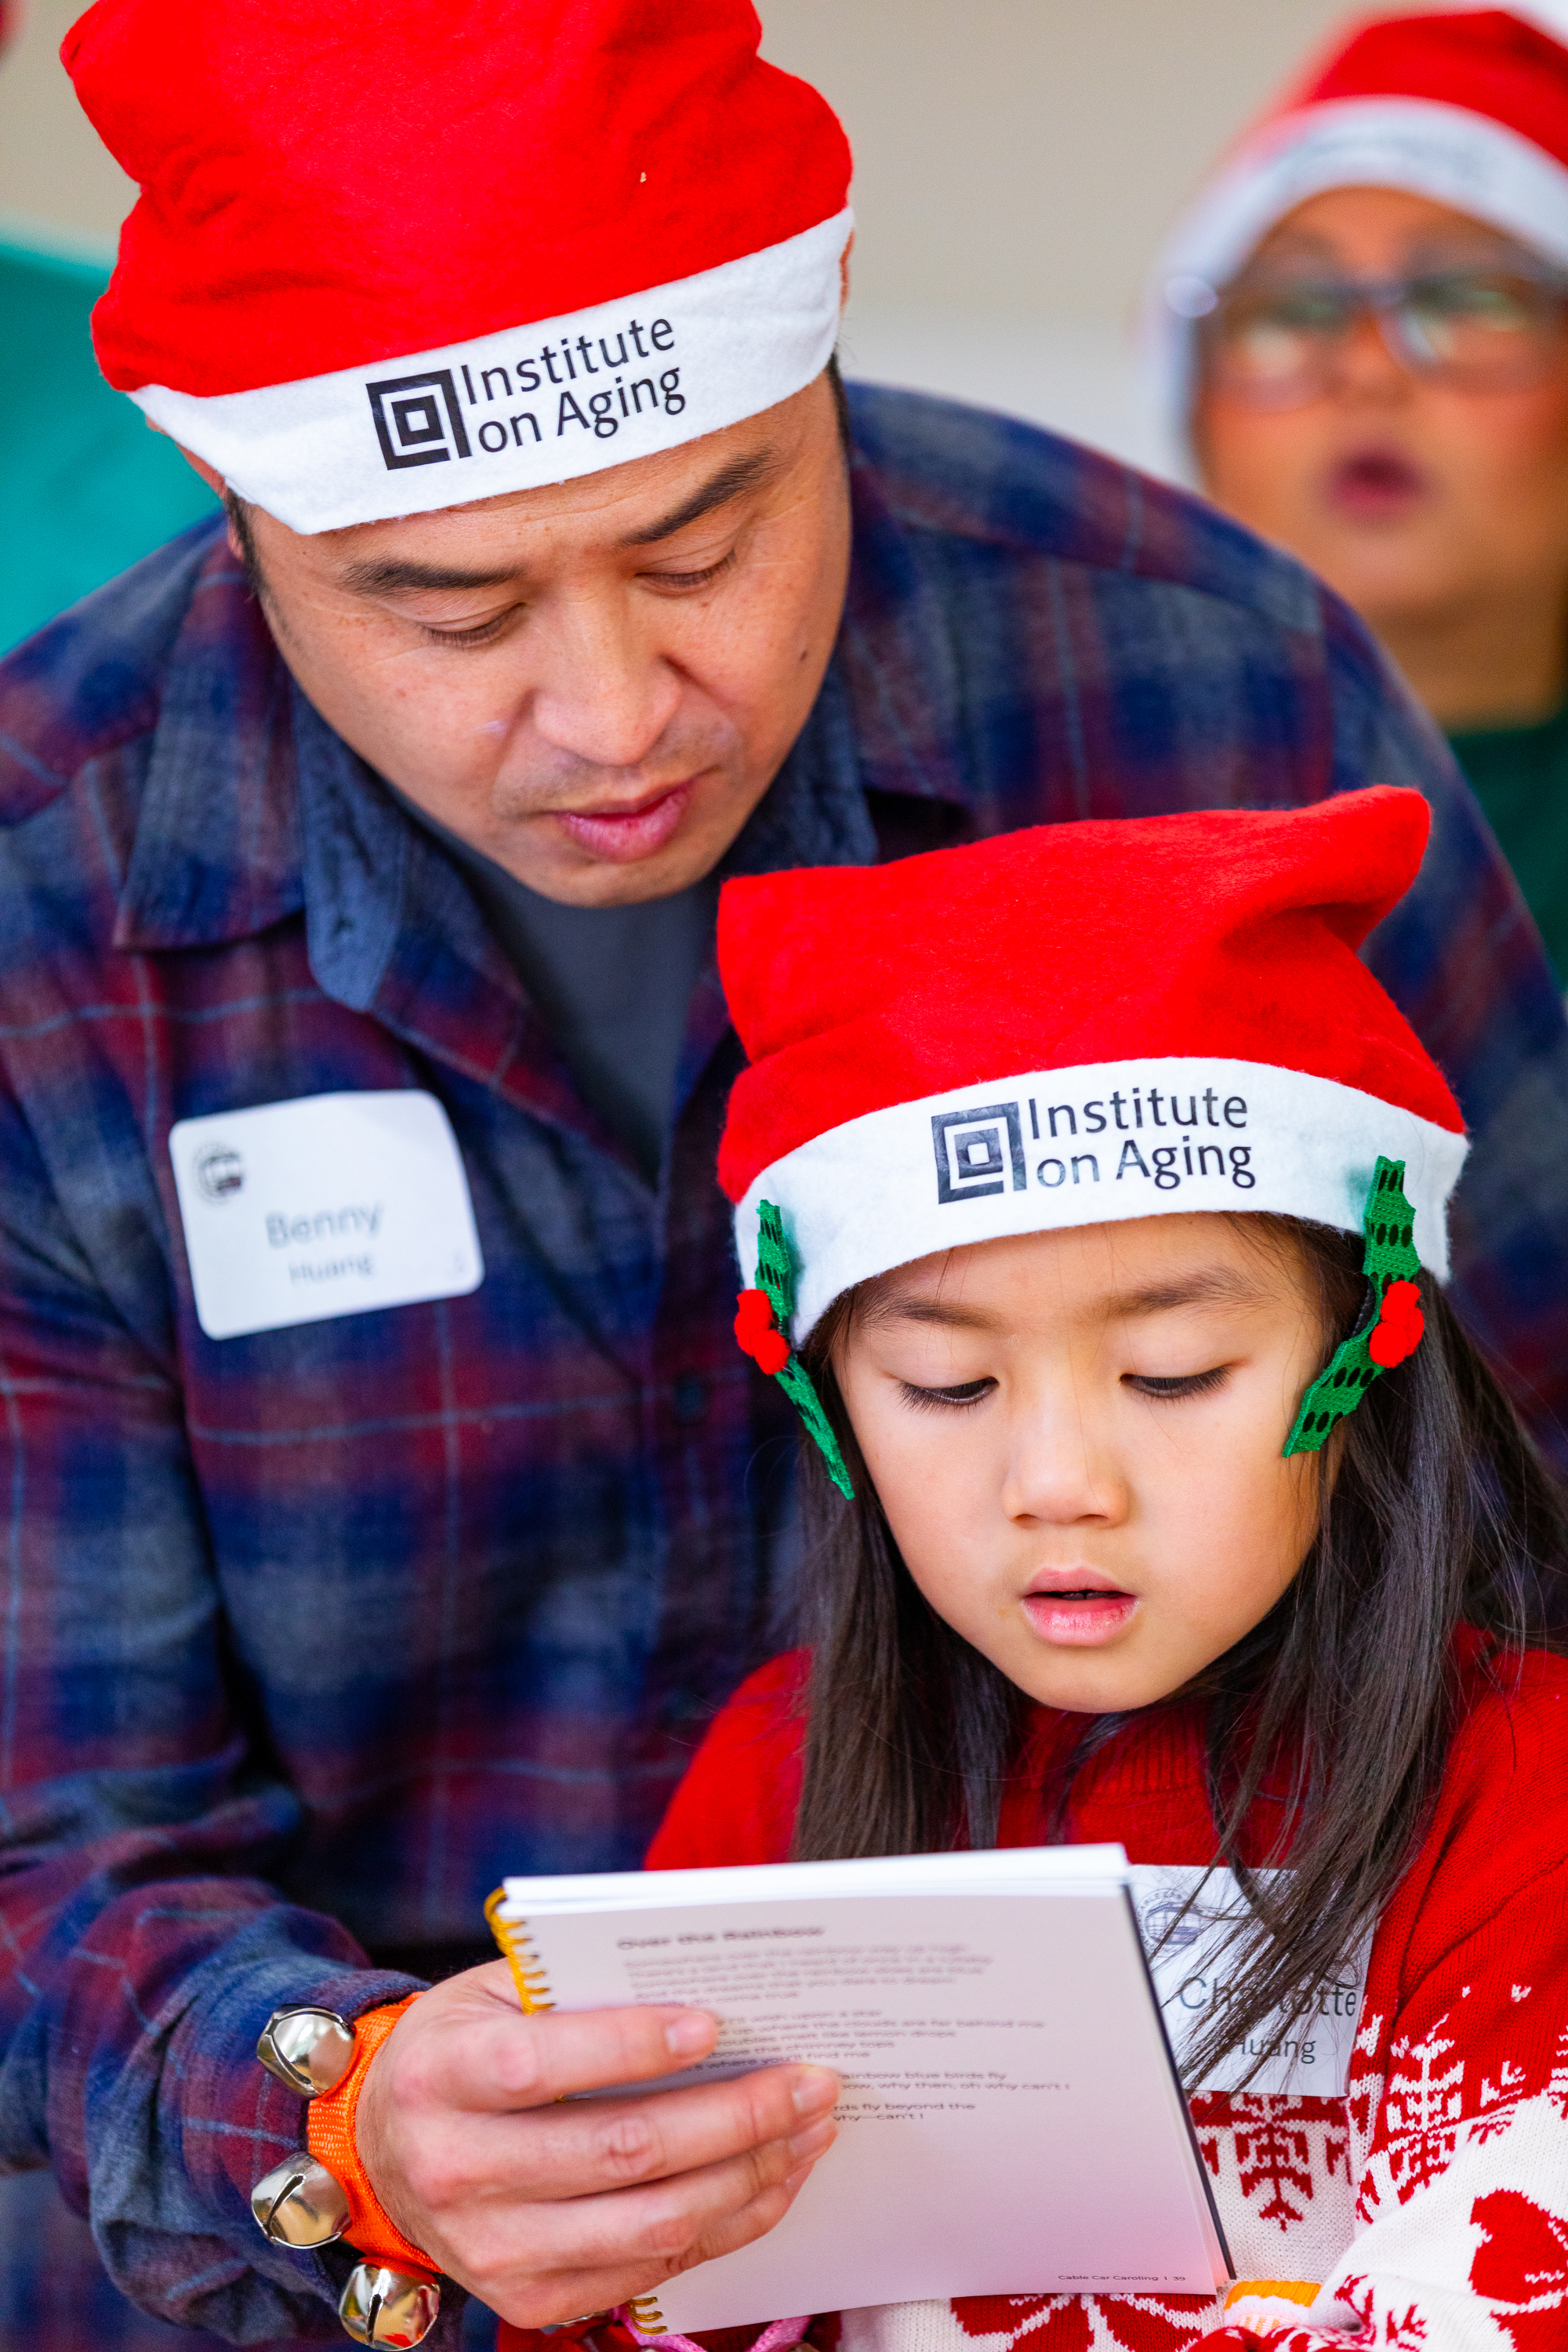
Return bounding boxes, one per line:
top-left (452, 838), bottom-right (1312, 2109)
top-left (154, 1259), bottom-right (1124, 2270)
top-left (169, 1090), bottom-right (484, 1340)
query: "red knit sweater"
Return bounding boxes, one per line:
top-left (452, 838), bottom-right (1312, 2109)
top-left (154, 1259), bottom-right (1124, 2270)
top-left (644, 1635), bottom-right (1568, 2352)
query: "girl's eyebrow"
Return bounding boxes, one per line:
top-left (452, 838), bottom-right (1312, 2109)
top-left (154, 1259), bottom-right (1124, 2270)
top-left (870, 1265), bottom-right (1266, 1331)
top-left (1113, 1268), bottom-right (1267, 1317)
top-left (869, 1297), bottom-right (997, 1333)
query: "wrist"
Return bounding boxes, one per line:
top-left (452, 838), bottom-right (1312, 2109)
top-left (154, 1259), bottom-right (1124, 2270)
top-left (251, 1996), bottom-right (443, 2346)
top-left (306, 1994), bottom-right (436, 2278)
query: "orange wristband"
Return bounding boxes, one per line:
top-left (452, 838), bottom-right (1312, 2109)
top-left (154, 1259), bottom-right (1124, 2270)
top-left (306, 1994), bottom-right (439, 2281)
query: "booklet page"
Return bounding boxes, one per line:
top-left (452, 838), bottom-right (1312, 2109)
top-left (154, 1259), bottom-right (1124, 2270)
top-left (503, 1873), bottom-right (1229, 2330)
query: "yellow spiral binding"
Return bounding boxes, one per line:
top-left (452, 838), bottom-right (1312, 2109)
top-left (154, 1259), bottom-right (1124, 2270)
top-left (484, 1889), bottom-right (557, 2015)
top-left (626, 2291), bottom-right (669, 2336)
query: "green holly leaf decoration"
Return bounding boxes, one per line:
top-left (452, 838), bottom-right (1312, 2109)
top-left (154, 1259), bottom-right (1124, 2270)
top-left (1283, 1157), bottom-right (1422, 1457)
top-left (754, 1200), bottom-right (799, 1334)
top-left (754, 1202), bottom-right (855, 1500)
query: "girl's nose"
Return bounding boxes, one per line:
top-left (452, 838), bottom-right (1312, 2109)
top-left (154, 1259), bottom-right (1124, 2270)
top-left (1000, 1401), bottom-right (1130, 1530)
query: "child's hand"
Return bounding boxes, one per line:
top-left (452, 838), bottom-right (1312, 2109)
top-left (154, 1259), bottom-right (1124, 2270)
top-left (354, 1958), bottom-right (840, 2327)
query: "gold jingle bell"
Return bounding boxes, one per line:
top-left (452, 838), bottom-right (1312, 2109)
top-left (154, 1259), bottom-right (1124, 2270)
top-left (249, 2154), bottom-right (351, 2249)
top-left (339, 2261), bottom-right (442, 2347)
top-left (256, 2006), bottom-right (357, 2099)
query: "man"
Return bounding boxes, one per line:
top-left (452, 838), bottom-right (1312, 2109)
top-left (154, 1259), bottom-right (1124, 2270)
top-left (2, 2), bottom-right (1566, 2347)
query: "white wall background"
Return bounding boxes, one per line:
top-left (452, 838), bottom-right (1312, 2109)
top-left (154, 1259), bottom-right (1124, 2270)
top-left (2, 0), bottom-right (1366, 475)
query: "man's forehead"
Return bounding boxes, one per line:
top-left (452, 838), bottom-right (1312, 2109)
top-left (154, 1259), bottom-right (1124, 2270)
top-left (320, 433), bottom-right (788, 592)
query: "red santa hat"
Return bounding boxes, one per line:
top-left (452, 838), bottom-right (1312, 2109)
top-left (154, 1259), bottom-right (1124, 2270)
top-left (61, 0), bottom-right (852, 535)
top-left (717, 788), bottom-right (1467, 1346)
top-left (1149, 6), bottom-right (1568, 444)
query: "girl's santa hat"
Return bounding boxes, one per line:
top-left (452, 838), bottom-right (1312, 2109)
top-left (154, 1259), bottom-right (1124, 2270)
top-left (1149, 6), bottom-right (1568, 444)
top-left (717, 787), bottom-right (1467, 1348)
top-left (61, 0), bottom-right (851, 535)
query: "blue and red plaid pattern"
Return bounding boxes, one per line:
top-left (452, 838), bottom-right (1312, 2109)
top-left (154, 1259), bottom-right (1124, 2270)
top-left (1, 384), bottom-right (1566, 2347)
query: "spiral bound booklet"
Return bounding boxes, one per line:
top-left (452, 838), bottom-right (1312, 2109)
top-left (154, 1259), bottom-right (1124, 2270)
top-left (488, 1845), bottom-right (1232, 2333)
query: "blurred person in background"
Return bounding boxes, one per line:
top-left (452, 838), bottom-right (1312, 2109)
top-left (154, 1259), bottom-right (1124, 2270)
top-left (1152, 5), bottom-right (1568, 984)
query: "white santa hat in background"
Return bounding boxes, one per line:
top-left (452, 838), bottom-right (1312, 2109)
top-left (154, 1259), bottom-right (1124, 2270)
top-left (1148, 7), bottom-right (1568, 452)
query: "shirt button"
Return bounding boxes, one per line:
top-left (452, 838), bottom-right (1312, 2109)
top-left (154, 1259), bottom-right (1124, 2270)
top-left (672, 1374), bottom-right (708, 1425)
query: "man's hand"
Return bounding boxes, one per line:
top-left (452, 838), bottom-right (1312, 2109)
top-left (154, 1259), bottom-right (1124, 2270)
top-left (354, 1962), bottom-right (840, 2328)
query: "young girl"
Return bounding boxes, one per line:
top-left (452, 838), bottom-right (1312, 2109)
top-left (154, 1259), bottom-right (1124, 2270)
top-left (648, 787), bottom-right (1568, 2352)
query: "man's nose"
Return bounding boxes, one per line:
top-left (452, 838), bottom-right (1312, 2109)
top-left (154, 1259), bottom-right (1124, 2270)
top-left (525, 590), bottom-right (684, 773)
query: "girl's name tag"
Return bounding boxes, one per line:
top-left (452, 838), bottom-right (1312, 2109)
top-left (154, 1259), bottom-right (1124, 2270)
top-left (169, 1089), bottom-right (485, 1340)
top-left (1132, 1864), bottom-right (1370, 2098)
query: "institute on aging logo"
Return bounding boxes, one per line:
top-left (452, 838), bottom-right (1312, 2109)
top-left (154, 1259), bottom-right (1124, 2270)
top-left (366, 369), bottom-right (473, 470)
top-left (932, 1085), bottom-right (1258, 1202)
top-left (932, 1103), bottom-right (1026, 1204)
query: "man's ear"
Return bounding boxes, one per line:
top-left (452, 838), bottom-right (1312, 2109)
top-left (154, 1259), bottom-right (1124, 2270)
top-left (839, 229), bottom-right (854, 313)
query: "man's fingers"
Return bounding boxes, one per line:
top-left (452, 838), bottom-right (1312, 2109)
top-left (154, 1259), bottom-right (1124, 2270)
top-left (395, 2060), bottom-right (840, 2234)
top-left (470, 2125), bottom-right (837, 2330)
top-left (397, 1989), bottom-right (726, 2114)
top-left (459, 2060), bottom-right (840, 2205)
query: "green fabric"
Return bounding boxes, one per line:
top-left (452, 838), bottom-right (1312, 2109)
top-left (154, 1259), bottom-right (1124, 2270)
top-left (755, 1201), bottom-right (855, 1499)
top-left (0, 237), bottom-right (217, 654)
top-left (1450, 702), bottom-right (1568, 985)
top-left (1283, 1158), bottom-right (1421, 1457)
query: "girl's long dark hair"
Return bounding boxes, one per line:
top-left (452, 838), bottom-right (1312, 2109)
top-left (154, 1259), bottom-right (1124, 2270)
top-left (790, 1218), bottom-right (1568, 2085)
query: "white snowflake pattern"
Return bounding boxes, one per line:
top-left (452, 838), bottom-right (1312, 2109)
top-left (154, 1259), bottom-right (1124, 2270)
top-left (1549, 2022), bottom-right (1568, 2119)
top-left (1380, 2018), bottom-right (1465, 2202)
top-left (1354, 2011), bottom-right (1387, 2064)
top-left (1479, 2059), bottom-right (1528, 2113)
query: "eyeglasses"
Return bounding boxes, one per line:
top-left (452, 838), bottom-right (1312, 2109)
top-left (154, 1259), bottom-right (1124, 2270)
top-left (1169, 264), bottom-right (1568, 408)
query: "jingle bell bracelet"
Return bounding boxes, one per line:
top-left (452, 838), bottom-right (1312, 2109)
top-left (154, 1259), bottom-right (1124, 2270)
top-left (251, 2001), bottom-right (442, 2347)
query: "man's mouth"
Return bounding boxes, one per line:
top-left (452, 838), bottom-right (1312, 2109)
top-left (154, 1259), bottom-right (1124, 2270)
top-left (1022, 1575), bottom-right (1138, 1648)
top-left (1325, 447), bottom-right (1428, 521)
top-left (552, 780), bottom-right (696, 864)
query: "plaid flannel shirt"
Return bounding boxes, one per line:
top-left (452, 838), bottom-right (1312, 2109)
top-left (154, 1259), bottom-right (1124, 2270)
top-left (1, 384), bottom-right (1566, 2350)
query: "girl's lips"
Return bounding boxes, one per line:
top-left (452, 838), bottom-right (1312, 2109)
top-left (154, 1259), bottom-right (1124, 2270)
top-left (1325, 449), bottom-right (1429, 521)
top-left (554, 781), bottom-right (695, 864)
top-left (1022, 1590), bottom-right (1138, 1648)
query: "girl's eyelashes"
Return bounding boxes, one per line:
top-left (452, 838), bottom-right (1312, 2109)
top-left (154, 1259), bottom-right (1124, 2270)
top-left (898, 1377), bottom-right (998, 1413)
top-left (894, 1367), bottom-right (1233, 1410)
top-left (1123, 1366), bottom-right (1231, 1400)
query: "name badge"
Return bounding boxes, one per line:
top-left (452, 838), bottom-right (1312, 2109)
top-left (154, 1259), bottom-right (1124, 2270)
top-left (169, 1090), bottom-right (485, 1340)
top-left (1131, 1864), bottom-right (1370, 2096)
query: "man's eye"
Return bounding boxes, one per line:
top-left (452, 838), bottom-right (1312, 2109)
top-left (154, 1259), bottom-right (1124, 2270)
top-left (644, 550), bottom-right (737, 593)
top-left (898, 1377), bottom-right (996, 1412)
top-left (419, 611), bottom-right (518, 648)
top-left (1123, 1367), bottom-right (1229, 1399)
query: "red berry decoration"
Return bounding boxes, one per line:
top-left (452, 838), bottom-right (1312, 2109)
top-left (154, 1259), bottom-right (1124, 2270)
top-left (734, 1288), bottom-right (790, 1376)
top-left (1367, 1277), bottom-right (1424, 1368)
